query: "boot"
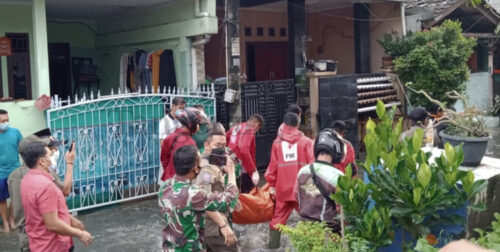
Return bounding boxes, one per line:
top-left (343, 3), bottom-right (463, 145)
top-left (268, 229), bottom-right (281, 249)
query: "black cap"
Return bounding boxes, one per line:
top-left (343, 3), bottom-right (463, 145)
top-left (33, 128), bottom-right (52, 138)
top-left (409, 107), bottom-right (429, 122)
top-left (32, 128), bottom-right (63, 148)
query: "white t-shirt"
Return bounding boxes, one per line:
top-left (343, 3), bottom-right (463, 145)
top-left (159, 114), bottom-right (181, 140)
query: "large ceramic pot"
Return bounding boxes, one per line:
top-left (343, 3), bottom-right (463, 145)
top-left (439, 131), bottom-right (491, 166)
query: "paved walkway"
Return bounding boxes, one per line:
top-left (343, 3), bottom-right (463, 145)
top-left (0, 197), bottom-right (296, 251)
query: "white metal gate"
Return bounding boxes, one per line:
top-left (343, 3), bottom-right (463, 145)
top-left (46, 85), bottom-right (216, 212)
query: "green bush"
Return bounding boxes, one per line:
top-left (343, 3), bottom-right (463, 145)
top-left (378, 30), bottom-right (417, 58)
top-left (471, 213), bottom-right (500, 250)
top-left (276, 221), bottom-right (343, 252)
top-left (389, 20), bottom-right (476, 107)
top-left (332, 101), bottom-right (487, 250)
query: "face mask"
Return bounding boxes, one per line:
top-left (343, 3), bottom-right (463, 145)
top-left (175, 109), bottom-right (182, 117)
top-left (52, 150), bottom-right (61, 161)
top-left (49, 155), bottom-right (57, 172)
top-left (40, 157), bottom-right (52, 171)
top-left (0, 122), bottom-right (9, 131)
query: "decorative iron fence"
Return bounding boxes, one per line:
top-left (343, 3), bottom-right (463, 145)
top-left (46, 85), bottom-right (216, 212)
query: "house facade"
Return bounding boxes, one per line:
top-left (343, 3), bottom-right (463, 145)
top-left (3, 0), bottom-right (496, 137)
top-left (405, 0), bottom-right (500, 111)
top-left (0, 0), bottom-right (218, 136)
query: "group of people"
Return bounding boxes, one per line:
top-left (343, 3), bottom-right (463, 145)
top-left (0, 98), bottom-right (357, 252)
top-left (157, 99), bottom-right (358, 251)
top-left (0, 109), bottom-right (92, 252)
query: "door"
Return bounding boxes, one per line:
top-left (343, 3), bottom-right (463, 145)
top-left (6, 33), bottom-right (31, 100)
top-left (247, 42), bottom-right (289, 81)
top-left (49, 43), bottom-right (71, 98)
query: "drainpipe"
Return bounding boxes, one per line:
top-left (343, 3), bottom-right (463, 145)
top-left (195, 0), bottom-right (209, 17)
top-left (191, 35), bottom-right (211, 90)
top-left (401, 1), bottom-right (407, 35)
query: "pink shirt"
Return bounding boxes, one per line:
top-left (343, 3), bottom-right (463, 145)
top-left (21, 169), bottom-right (72, 252)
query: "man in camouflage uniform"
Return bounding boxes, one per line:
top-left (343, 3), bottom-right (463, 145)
top-left (195, 130), bottom-right (239, 252)
top-left (159, 145), bottom-right (238, 252)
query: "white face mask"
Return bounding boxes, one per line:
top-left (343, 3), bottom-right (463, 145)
top-left (52, 150), bottom-right (60, 161)
top-left (0, 122), bottom-right (9, 131)
top-left (49, 153), bottom-right (58, 172)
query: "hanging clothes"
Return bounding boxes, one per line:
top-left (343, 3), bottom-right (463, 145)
top-left (159, 50), bottom-right (177, 91)
top-left (145, 52), bottom-right (154, 92)
top-left (138, 52), bottom-right (152, 92)
top-left (119, 53), bottom-right (130, 92)
top-left (127, 55), bottom-right (135, 92)
top-left (150, 50), bottom-right (164, 93)
top-left (134, 50), bottom-right (146, 91)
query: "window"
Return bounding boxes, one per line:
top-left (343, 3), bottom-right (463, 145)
top-left (245, 27), bottom-right (252, 36)
top-left (280, 28), bottom-right (287, 37)
top-left (257, 27), bottom-right (263, 36)
top-left (269, 27), bottom-right (275, 37)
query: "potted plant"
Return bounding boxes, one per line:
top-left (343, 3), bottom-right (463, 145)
top-left (409, 87), bottom-right (491, 166)
top-left (332, 101), bottom-right (487, 251)
top-left (377, 30), bottom-right (416, 69)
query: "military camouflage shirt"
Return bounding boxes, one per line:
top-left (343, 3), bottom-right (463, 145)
top-left (159, 176), bottom-right (239, 252)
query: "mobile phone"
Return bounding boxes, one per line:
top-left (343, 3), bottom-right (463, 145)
top-left (69, 141), bottom-right (75, 152)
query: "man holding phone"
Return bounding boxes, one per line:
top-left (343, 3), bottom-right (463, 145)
top-left (194, 130), bottom-right (239, 251)
top-left (9, 129), bottom-right (87, 251)
top-left (19, 136), bottom-right (92, 251)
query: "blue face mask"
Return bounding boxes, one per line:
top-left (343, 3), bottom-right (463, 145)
top-left (0, 122), bottom-right (9, 131)
top-left (175, 109), bottom-right (182, 116)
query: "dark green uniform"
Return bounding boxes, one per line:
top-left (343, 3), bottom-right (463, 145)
top-left (159, 176), bottom-right (238, 252)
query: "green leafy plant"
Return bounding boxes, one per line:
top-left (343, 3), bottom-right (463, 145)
top-left (378, 30), bottom-right (417, 58)
top-left (414, 238), bottom-right (439, 252)
top-left (276, 221), bottom-right (343, 252)
top-left (470, 213), bottom-right (500, 251)
top-left (333, 101), bottom-right (487, 250)
top-left (332, 166), bottom-right (394, 251)
top-left (392, 20), bottom-right (476, 107)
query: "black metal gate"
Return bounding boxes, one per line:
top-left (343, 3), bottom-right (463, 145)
top-left (240, 79), bottom-right (295, 171)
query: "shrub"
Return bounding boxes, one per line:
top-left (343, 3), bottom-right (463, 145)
top-left (276, 221), bottom-right (343, 252)
top-left (389, 20), bottom-right (476, 107)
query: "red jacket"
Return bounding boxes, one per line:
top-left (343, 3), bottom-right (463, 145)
top-left (160, 127), bottom-right (196, 181)
top-left (265, 125), bottom-right (314, 202)
top-left (226, 122), bottom-right (257, 175)
top-left (333, 140), bottom-right (357, 175)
